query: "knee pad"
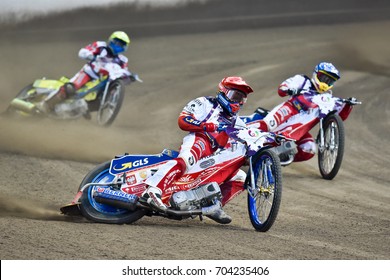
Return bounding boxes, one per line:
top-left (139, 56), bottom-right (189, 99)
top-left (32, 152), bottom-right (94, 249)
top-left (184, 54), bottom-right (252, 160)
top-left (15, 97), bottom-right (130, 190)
top-left (179, 150), bottom-right (196, 171)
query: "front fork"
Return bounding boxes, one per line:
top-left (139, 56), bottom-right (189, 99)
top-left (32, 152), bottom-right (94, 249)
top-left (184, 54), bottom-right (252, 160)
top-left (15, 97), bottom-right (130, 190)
top-left (99, 80), bottom-right (111, 109)
top-left (247, 155), bottom-right (273, 199)
top-left (318, 117), bottom-right (336, 153)
top-left (318, 118), bottom-right (325, 153)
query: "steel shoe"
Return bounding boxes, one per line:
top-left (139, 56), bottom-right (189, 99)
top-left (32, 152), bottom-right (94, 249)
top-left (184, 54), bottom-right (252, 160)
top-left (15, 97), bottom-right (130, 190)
top-left (202, 203), bottom-right (232, 224)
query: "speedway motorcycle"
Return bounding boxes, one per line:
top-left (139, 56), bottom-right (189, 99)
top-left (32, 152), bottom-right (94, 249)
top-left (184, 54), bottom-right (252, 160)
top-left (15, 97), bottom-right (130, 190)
top-left (61, 122), bottom-right (286, 232)
top-left (6, 61), bottom-right (142, 126)
top-left (242, 92), bottom-right (361, 180)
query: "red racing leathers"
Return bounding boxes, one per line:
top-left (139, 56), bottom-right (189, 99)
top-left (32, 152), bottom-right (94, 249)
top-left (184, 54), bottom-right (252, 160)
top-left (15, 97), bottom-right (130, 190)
top-left (254, 74), bottom-right (353, 162)
top-left (69, 41), bottom-right (129, 91)
top-left (144, 96), bottom-right (247, 206)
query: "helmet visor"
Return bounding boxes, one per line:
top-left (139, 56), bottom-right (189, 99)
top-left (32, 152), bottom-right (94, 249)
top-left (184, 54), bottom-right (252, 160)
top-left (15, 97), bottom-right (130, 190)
top-left (111, 38), bottom-right (127, 48)
top-left (317, 71), bottom-right (337, 86)
top-left (225, 89), bottom-right (247, 105)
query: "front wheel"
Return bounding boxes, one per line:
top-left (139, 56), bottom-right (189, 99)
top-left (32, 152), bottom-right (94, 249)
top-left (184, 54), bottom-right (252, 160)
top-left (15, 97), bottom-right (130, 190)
top-left (97, 80), bottom-right (125, 126)
top-left (317, 114), bottom-right (345, 180)
top-left (79, 161), bottom-right (145, 224)
top-left (247, 149), bottom-right (282, 232)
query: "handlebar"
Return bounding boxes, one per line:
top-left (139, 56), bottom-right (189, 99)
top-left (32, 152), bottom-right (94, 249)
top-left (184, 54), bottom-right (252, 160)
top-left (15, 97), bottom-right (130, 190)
top-left (339, 97), bottom-right (362, 105)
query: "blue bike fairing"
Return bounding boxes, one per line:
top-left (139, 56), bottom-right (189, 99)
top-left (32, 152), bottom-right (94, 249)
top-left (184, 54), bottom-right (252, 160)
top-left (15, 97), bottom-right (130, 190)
top-left (75, 79), bottom-right (108, 98)
top-left (109, 149), bottom-right (179, 175)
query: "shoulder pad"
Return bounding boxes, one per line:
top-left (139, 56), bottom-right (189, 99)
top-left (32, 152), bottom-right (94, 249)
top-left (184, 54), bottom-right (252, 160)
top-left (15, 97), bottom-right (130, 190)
top-left (118, 54), bottom-right (128, 63)
top-left (95, 41), bottom-right (107, 48)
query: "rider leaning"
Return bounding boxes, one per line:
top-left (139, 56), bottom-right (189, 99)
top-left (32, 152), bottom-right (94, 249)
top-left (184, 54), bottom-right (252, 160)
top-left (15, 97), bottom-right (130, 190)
top-left (254, 62), bottom-right (353, 162)
top-left (142, 77), bottom-right (254, 224)
top-left (39, 31), bottom-right (131, 112)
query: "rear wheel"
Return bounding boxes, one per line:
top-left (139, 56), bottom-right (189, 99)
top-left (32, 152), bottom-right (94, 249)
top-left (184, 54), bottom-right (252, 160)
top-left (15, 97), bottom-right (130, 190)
top-left (97, 80), bottom-right (125, 126)
top-left (317, 114), bottom-right (345, 180)
top-left (79, 161), bottom-right (144, 224)
top-left (247, 149), bottom-right (282, 232)
top-left (5, 84), bottom-right (37, 116)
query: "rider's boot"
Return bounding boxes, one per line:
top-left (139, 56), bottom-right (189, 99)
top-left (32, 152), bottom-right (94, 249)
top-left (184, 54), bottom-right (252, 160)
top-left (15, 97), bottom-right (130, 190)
top-left (141, 186), bottom-right (167, 211)
top-left (36, 83), bottom-right (76, 114)
top-left (202, 199), bottom-right (232, 224)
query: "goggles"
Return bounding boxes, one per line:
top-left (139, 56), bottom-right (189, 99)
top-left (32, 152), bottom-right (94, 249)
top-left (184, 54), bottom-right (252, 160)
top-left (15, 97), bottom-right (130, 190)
top-left (111, 38), bottom-right (127, 48)
top-left (225, 89), bottom-right (247, 105)
top-left (317, 71), bottom-right (337, 86)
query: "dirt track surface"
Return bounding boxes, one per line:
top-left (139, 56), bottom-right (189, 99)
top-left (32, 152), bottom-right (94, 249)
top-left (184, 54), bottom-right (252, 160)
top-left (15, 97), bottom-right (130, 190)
top-left (0, 1), bottom-right (389, 260)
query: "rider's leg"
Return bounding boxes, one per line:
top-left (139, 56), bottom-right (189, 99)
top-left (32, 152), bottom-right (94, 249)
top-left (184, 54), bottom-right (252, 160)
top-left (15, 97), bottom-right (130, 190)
top-left (69, 69), bottom-right (92, 90)
top-left (142, 133), bottom-right (231, 220)
top-left (142, 157), bottom-right (187, 210)
top-left (38, 69), bottom-right (92, 113)
top-left (294, 132), bottom-right (316, 162)
top-left (142, 133), bottom-right (210, 210)
top-left (261, 101), bottom-right (297, 131)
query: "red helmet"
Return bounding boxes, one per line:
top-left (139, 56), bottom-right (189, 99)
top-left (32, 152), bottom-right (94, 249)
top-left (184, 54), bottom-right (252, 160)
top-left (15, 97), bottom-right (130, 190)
top-left (217, 77), bottom-right (253, 115)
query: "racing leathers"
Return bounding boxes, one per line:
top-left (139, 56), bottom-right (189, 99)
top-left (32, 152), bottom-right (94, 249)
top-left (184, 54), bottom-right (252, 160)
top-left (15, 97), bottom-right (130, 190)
top-left (252, 74), bottom-right (353, 162)
top-left (69, 41), bottom-right (130, 91)
top-left (40, 41), bottom-right (131, 112)
top-left (144, 96), bottom-right (247, 207)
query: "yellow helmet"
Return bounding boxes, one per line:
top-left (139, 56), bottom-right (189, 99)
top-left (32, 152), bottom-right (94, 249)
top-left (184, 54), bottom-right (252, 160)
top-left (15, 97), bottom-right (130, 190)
top-left (108, 31), bottom-right (130, 55)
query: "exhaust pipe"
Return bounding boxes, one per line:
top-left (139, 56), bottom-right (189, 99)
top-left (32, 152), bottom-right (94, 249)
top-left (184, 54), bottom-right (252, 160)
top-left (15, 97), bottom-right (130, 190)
top-left (94, 196), bottom-right (137, 211)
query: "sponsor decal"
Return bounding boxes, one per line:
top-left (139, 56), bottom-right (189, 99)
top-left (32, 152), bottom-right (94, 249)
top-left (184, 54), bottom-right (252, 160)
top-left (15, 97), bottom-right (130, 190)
top-left (269, 119), bottom-right (276, 129)
top-left (122, 185), bottom-right (146, 194)
top-left (184, 116), bottom-right (201, 126)
top-left (200, 158), bottom-right (215, 169)
top-left (280, 107), bottom-right (290, 117)
top-left (139, 170), bottom-right (148, 179)
top-left (194, 99), bottom-right (203, 106)
top-left (248, 129), bottom-right (261, 137)
top-left (163, 169), bottom-right (182, 187)
top-left (113, 158), bottom-right (149, 171)
top-left (292, 100), bottom-right (302, 112)
top-left (165, 185), bottom-right (181, 193)
top-left (321, 95), bottom-right (331, 102)
top-left (178, 175), bottom-right (194, 182)
top-left (185, 178), bottom-right (202, 189)
top-left (188, 156), bottom-right (195, 166)
top-left (98, 188), bottom-right (137, 200)
top-left (126, 174), bottom-right (137, 185)
top-left (149, 192), bottom-right (164, 207)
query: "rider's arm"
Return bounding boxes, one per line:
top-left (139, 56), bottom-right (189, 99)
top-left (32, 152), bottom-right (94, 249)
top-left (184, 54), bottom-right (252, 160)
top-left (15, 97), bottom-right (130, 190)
top-left (178, 113), bottom-right (217, 132)
top-left (278, 75), bottom-right (308, 97)
top-left (117, 54), bottom-right (129, 69)
top-left (178, 98), bottom-right (218, 132)
top-left (78, 41), bottom-right (106, 61)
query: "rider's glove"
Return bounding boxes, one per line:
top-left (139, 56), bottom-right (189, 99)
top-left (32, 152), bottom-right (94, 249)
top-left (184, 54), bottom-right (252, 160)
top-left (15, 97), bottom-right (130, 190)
top-left (287, 88), bottom-right (298, 96)
top-left (217, 122), bottom-right (229, 132)
top-left (201, 122), bottom-right (218, 132)
top-left (346, 97), bottom-right (358, 104)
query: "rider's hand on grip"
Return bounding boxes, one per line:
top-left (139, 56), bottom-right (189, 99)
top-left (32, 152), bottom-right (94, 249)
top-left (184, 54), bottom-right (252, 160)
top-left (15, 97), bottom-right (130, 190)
top-left (217, 122), bottom-right (229, 132)
top-left (287, 88), bottom-right (298, 96)
top-left (346, 97), bottom-right (360, 105)
top-left (201, 122), bottom-right (218, 132)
